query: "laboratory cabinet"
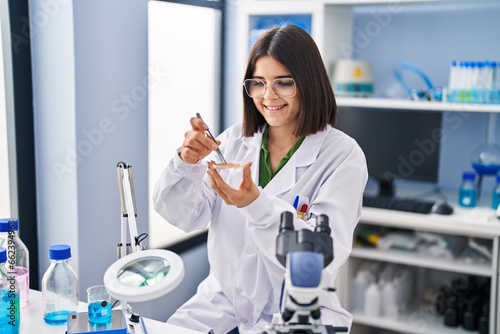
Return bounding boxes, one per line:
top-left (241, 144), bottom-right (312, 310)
top-left (233, 0), bottom-right (500, 116)
top-left (233, 1), bottom-right (500, 332)
top-left (336, 207), bottom-right (500, 334)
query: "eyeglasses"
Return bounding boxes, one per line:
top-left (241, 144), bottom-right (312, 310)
top-left (243, 78), bottom-right (297, 98)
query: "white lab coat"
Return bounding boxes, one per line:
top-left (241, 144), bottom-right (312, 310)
top-left (153, 123), bottom-right (367, 334)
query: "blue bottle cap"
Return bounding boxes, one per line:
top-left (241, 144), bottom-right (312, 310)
top-left (49, 244), bottom-right (72, 260)
top-left (0, 247), bottom-right (5, 263)
top-left (462, 171), bottom-right (476, 181)
top-left (496, 174), bottom-right (500, 183)
top-left (0, 218), bottom-right (19, 232)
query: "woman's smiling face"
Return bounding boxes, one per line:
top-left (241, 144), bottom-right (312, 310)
top-left (251, 56), bottom-right (301, 133)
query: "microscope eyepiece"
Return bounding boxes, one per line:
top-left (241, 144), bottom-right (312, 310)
top-left (314, 214), bottom-right (331, 234)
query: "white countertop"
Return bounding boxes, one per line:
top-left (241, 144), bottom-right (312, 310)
top-left (20, 290), bottom-right (204, 334)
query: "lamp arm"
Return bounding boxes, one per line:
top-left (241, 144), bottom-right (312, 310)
top-left (116, 162), bottom-right (143, 255)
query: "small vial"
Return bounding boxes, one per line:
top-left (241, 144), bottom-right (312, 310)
top-left (458, 171), bottom-right (477, 208)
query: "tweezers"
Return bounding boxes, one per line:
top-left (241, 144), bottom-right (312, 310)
top-left (196, 113), bottom-right (227, 164)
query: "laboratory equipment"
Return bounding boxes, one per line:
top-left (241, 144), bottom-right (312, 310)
top-left (87, 285), bottom-right (112, 324)
top-left (458, 171), bottom-right (477, 208)
top-left (0, 218), bottom-right (29, 307)
top-left (331, 59), bottom-right (373, 97)
top-left (393, 61), bottom-right (441, 101)
top-left (41, 244), bottom-right (79, 325)
top-left (196, 113), bottom-right (227, 164)
top-left (492, 174), bottom-right (500, 209)
top-left (262, 212), bottom-right (348, 334)
top-left (66, 162), bottom-right (184, 334)
top-left (470, 113), bottom-right (500, 199)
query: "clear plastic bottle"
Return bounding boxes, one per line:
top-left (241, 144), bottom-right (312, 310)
top-left (351, 270), bottom-right (373, 312)
top-left (458, 171), bottom-right (477, 208)
top-left (41, 244), bottom-right (79, 325)
top-left (363, 283), bottom-right (381, 317)
top-left (381, 280), bottom-right (398, 319)
top-left (0, 218), bottom-right (30, 308)
top-left (0, 247), bottom-right (20, 334)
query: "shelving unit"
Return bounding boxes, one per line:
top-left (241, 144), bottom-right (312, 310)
top-left (343, 209), bottom-right (500, 334)
top-left (232, 0), bottom-right (500, 117)
top-left (234, 1), bottom-right (500, 333)
top-left (337, 97), bottom-right (500, 113)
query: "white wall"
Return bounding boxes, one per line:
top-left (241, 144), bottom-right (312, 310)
top-left (0, 0), bottom-right (14, 218)
top-left (29, 0), bottom-right (209, 321)
top-left (30, 0), bottom-right (80, 277)
top-left (30, 0), bottom-right (149, 299)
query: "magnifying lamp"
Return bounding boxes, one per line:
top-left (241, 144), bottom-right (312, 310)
top-left (68, 163), bottom-right (184, 334)
top-left (68, 162), bottom-right (184, 334)
top-left (104, 248), bottom-right (184, 303)
top-left (103, 162), bottom-right (184, 303)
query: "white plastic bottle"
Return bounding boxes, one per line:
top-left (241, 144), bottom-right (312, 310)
top-left (382, 280), bottom-right (398, 319)
top-left (0, 247), bottom-right (20, 333)
top-left (41, 244), bottom-right (79, 325)
top-left (363, 283), bottom-right (381, 317)
top-left (351, 270), bottom-right (372, 312)
top-left (0, 218), bottom-right (29, 308)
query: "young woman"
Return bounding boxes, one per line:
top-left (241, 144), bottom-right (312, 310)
top-left (153, 25), bottom-right (367, 334)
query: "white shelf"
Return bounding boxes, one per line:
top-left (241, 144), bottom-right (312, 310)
top-left (352, 309), bottom-right (477, 334)
top-left (351, 247), bottom-right (492, 277)
top-left (337, 97), bottom-right (500, 113)
top-left (360, 207), bottom-right (500, 238)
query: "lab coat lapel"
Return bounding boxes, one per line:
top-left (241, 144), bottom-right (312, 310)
top-left (262, 129), bottom-right (327, 196)
top-left (241, 132), bottom-right (263, 184)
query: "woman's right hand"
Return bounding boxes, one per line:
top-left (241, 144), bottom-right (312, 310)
top-left (178, 116), bottom-right (221, 164)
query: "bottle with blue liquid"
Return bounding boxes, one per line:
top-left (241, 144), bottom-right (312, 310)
top-left (458, 171), bottom-right (477, 208)
top-left (41, 244), bottom-right (79, 325)
top-left (492, 174), bottom-right (500, 210)
top-left (0, 247), bottom-right (20, 334)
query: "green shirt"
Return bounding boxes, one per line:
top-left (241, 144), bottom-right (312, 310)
top-left (259, 127), bottom-right (305, 188)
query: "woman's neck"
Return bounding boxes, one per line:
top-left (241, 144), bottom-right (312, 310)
top-left (266, 127), bottom-right (300, 172)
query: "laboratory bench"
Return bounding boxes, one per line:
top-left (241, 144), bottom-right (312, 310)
top-left (20, 289), bottom-right (204, 334)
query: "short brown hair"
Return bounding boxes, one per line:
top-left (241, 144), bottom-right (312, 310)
top-left (242, 25), bottom-right (337, 137)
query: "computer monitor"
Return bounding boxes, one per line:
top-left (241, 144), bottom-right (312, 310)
top-left (335, 107), bottom-right (442, 197)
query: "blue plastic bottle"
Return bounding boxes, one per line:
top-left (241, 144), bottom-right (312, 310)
top-left (41, 244), bottom-right (79, 325)
top-left (458, 171), bottom-right (477, 208)
top-left (0, 247), bottom-right (20, 334)
top-left (492, 174), bottom-right (500, 210)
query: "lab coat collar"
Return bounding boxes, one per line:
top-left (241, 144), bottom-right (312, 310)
top-left (242, 126), bottom-right (329, 196)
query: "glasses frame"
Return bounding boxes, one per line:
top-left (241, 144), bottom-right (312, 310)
top-left (243, 78), bottom-right (297, 99)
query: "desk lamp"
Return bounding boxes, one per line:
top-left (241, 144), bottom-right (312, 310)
top-left (67, 162), bottom-right (185, 334)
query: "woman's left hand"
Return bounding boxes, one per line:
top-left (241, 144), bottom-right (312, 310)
top-left (207, 161), bottom-right (260, 207)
